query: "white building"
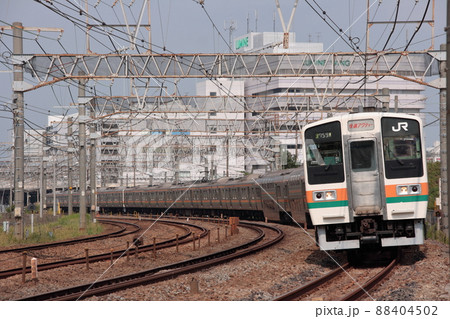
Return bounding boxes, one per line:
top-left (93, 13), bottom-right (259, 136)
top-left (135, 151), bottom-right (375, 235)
top-left (235, 32), bottom-right (427, 173)
top-left (6, 32), bottom-right (429, 188)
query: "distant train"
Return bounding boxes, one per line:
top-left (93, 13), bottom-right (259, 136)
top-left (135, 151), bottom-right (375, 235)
top-left (52, 112), bottom-right (428, 251)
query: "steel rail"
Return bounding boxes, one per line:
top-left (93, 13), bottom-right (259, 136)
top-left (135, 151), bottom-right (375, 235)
top-left (0, 219), bottom-right (196, 280)
top-left (274, 256), bottom-right (399, 301)
top-left (340, 256), bottom-right (399, 301)
top-left (18, 222), bottom-right (283, 301)
top-left (272, 263), bottom-right (350, 301)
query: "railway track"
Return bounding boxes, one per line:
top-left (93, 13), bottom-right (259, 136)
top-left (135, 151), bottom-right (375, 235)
top-left (17, 221), bottom-right (284, 301)
top-left (0, 219), bottom-right (141, 254)
top-left (273, 256), bottom-right (399, 301)
top-left (0, 219), bottom-right (198, 280)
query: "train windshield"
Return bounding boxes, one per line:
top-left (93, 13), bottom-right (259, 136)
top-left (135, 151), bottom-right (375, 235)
top-left (381, 117), bottom-right (423, 179)
top-left (304, 121), bottom-right (345, 185)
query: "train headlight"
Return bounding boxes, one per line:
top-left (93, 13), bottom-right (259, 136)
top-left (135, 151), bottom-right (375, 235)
top-left (325, 190), bottom-right (337, 200)
top-left (398, 186), bottom-right (409, 195)
top-left (396, 184), bottom-right (421, 196)
top-left (313, 190), bottom-right (336, 201)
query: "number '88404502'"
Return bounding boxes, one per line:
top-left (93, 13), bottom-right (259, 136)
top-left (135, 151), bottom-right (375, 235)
top-left (375, 306), bottom-right (438, 316)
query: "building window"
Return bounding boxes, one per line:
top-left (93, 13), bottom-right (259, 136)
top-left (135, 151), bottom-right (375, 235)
top-left (209, 126), bottom-right (217, 134)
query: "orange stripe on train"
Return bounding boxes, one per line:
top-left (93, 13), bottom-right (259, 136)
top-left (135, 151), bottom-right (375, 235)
top-left (306, 188), bottom-right (348, 203)
top-left (384, 183), bottom-right (428, 198)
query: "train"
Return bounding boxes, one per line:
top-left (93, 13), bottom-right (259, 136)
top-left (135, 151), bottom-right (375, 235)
top-left (51, 112), bottom-right (428, 252)
top-left (303, 112), bottom-right (428, 251)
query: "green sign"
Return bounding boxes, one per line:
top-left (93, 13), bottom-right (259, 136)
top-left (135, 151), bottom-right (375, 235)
top-left (235, 37), bottom-right (249, 50)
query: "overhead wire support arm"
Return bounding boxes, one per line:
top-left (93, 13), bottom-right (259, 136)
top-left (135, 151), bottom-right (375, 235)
top-left (275, 0), bottom-right (299, 48)
top-left (21, 51), bottom-right (438, 91)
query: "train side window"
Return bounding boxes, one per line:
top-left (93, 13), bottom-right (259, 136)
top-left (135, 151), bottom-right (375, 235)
top-left (241, 188), bottom-right (246, 200)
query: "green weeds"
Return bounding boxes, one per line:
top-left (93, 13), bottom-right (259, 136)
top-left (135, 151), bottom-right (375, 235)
top-left (0, 213), bottom-right (103, 246)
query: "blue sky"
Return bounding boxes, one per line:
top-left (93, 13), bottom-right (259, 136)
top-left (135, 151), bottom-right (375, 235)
top-left (0, 0), bottom-right (446, 152)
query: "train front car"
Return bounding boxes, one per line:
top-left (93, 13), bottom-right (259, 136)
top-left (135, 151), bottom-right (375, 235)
top-left (303, 113), bottom-right (428, 251)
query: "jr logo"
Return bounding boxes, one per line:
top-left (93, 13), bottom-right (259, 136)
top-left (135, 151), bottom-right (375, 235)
top-left (392, 122), bottom-right (408, 132)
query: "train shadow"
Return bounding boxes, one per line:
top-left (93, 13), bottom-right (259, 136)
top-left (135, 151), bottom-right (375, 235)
top-left (304, 246), bottom-right (426, 269)
top-left (399, 246), bottom-right (426, 266)
top-left (304, 250), bottom-right (347, 269)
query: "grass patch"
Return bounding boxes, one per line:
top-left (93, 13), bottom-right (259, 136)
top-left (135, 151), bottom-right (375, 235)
top-left (426, 223), bottom-right (449, 245)
top-left (0, 213), bottom-right (103, 246)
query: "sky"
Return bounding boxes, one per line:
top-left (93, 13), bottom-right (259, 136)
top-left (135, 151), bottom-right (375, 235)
top-left (0, 0), bottom-right (446, 155)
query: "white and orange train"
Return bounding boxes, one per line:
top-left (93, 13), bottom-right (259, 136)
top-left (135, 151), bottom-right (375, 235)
top-left (53, 112), bottom-right (428, 251)
top-left (303, 112), bottom-right (428, 250)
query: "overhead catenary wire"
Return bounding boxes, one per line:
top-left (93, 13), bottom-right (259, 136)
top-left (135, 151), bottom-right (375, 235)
top-left (0, 0), bottom-right (440, 185)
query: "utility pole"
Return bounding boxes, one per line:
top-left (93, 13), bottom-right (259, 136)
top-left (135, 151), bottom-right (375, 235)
top-left (224, 20), bottom-right (236, 52)
top-left (12, 22), bottom-right (24, 239)
top-left (174, 144), bottom-right (179, 184)
top-left (446, 4), bottom-right (450, 239)
top-left (42, 167), bottom-right (47, 216)
top-left (67, 117), bottom-right (73, 215)
top-left (226, 129), bottom-right (229, 177)
top-left (1, 23), bottom-right (62, 224)
top-left (133, 152), bottom-right (136, 187)
top-left (89, 103), bottom-right (96, 217)
top-left (78, 74), bottom-right (87, 230)
top-left (52, 148), bottom-right (57, 216)
top-left (39, 134), bottom-right (44, 218)
top-left (275, 0), bottom-right (299, 49)
top-left (439, 43), bottom-right (448, 234)
top-left (41, 131), bottom-right (47, 217)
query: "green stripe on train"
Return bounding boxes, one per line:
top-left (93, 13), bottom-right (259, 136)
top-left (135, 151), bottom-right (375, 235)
top-left (386, 195), bottom-right (428, 203)
top-left (307, 200), bottom-right (349, 209)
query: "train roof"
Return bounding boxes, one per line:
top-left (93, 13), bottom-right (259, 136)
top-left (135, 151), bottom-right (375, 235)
top-left (94, 168), bottom-right (304, 193)
top-left (303, 112), bottom-right (422, 130)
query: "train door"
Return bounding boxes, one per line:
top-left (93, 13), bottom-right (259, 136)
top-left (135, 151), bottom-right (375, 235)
top-left (347, 139), bottom-right (383, 215)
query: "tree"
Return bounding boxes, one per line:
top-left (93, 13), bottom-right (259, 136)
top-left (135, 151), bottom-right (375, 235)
top-left (283, 152), bottom-right (300, 169)
top-left (427, 161), bottom-right (440, 211)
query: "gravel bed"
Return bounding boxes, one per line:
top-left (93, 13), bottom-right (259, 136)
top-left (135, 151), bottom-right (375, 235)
top-left (0, 221), bottom-right (183, 271)
top-left (0, 220), bottom-right (448, 301)
top-left (0, 220), bottom-right (255, 300)
top-left (363, 240), bottom-right (450, 301)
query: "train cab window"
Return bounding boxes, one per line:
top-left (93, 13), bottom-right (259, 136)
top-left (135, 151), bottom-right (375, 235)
top-left (304, 121), bottom-right (344, 184)
top-left (381, 118), bottom-right (423, 179)
top-left (350, 140), bottom-right (376, 172)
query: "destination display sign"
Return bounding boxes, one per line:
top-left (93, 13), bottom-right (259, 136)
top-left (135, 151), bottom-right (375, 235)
top-left (348, 119), bottom-right (375, 132)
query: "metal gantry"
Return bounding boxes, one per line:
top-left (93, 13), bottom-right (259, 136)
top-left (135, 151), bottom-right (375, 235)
top-left (21, 51), bottom-right (438, 88)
